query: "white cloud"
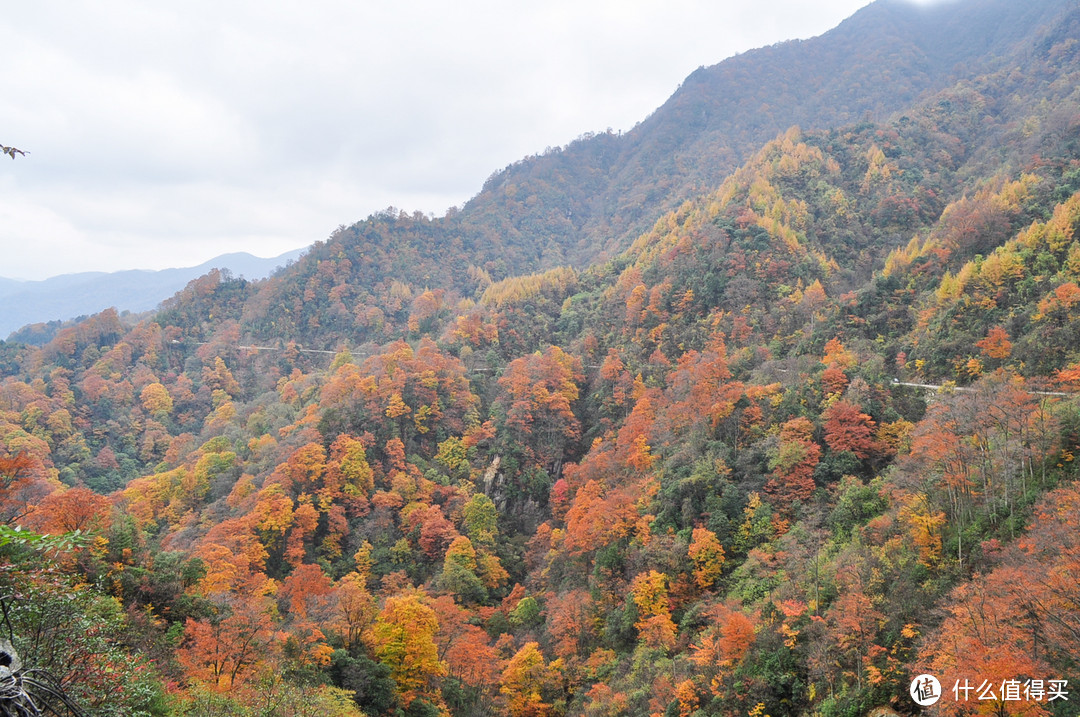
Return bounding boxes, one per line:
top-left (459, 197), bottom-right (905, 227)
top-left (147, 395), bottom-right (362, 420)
top-left (0, 0), bottom-right (873, 280)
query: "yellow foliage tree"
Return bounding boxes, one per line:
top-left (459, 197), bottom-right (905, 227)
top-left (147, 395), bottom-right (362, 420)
top-left (373, 592), bottom-right (446, 709)
top-left (629, 570), bottom-right (678, 650)
top-left (688, 527), bottom-right (726, 590)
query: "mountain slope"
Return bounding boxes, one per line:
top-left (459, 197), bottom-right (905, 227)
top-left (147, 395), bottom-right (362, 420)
top-left (205, 0), bottom-right (1078, 355)
top-left (459, 0), bottom-right (1076, 267)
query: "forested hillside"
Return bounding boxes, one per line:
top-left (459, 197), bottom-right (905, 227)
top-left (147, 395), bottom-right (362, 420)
top-left (0, 0), bottom-right (1079, 715)
top-left (395, 0), bottom-right (1076, 272)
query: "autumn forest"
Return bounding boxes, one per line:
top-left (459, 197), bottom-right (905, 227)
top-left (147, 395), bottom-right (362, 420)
top-left (3, 0), bottom-right (1080, 715)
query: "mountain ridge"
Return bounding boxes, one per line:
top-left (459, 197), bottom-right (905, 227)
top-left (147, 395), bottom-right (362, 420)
top-left (455, 0), bottom-right (1076, 268)
top-left (217, 0), bottom-right (1080, 356)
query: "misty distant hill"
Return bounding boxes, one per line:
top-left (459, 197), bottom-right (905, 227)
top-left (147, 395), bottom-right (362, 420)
top-left (0, 248), bottom-right (306, 340)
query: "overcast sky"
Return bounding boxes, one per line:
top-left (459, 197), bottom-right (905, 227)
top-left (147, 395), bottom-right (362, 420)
top-left (0, 0), bottom-right (935, 281)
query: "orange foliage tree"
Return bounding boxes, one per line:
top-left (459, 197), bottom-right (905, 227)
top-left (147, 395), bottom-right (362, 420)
top-left (318, 338), bottom-right (477, 455)
top-left (28, 485), bottom-right (112, 535)
top-left (177, 592), bottom-right (277, 691)
top-left (921, 484), bottom-right (1080, 716)
top-left (976, 325), bottom-right (1013, 360)
top-left (0, 451), bottom-right (53, 525)
top-left (688, 603), bottom-right (756, 699)
top-left (495, 345), bottom-right (583, 477)
top-left (432, 595), bottom-right (499, 693)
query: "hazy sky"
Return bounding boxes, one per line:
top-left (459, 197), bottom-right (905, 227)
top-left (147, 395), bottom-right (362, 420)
top-left (0, 0), bottom-right (913, 280)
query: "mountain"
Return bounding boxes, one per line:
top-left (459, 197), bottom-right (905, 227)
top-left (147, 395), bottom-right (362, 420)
top-left (1, 1), bottom-right (1080, 715)
top-left (0, 248), bottom-right (306, 341)
top-left (208, 0), bottom-right (1078, 355)
top-left (446, 0), bottom-right (1076, 269)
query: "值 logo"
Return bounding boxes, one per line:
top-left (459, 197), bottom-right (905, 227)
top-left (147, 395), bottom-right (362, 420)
top-left (910, 674), bottom-right (942, 706)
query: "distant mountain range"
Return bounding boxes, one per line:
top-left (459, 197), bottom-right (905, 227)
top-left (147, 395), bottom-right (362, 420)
top-left (0, 248), bottom-right (305, 341)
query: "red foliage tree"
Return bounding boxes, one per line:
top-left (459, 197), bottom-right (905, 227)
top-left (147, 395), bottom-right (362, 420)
top-left (821, 400), bottom-right (878, 460)
top-left (764, 417), bottom-right (821, 511)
